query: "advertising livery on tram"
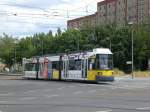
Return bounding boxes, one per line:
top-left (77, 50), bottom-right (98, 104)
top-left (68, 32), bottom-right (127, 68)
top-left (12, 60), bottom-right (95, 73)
top-left (22, 48), bottom-right (114, 82)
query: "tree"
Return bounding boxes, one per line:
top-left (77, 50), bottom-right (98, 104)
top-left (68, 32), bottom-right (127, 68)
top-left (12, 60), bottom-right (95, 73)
top-left (1, 22), bottom-right (150, 71)
top-left (0, 34), bottom-right (16, 68)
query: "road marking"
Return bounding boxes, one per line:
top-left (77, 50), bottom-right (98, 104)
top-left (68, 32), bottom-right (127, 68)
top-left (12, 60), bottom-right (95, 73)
top-left (0, 93), bottom-right (13, 96)
top-left (88, 90), bottom-right (97, 93)
top-left (96, 110), bottom-right (112, 112)
top-left (58, 87), bottom-right (65, 90)
top-left (0, 101), bottom-right (7, 103)
top-left (24, 90), bottom-right (37, 93)
top-left (20, 97), bottom-right (37, 100)
top-left (136, 107), bottom-right (150, 110)
top-left (74, 91), bottom-right (83, 95)
top-left (46, 94), bottom-right (59, 98)
top-left (42, 89), bottom-right (52, 92)
top-left (68, 86), bottom-right (75, 88)
top-left (100, 89), bottom-right (107, 91)
top-left (79, 84), bottom-right (87, 87)
top-left (87, 84), bottom-right (105, 87)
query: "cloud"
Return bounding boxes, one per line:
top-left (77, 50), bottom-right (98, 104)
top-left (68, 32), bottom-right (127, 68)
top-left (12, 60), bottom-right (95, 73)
top-left (0, 0), bottom-right (102, 37)
top-left (10, 0), bottom-right (73, 8)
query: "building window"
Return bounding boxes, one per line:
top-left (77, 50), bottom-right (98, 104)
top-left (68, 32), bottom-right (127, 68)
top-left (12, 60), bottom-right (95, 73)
top-left (104, 5), bottom-right (106, 9)
top-left (99, 7), bottom-right (101, 10)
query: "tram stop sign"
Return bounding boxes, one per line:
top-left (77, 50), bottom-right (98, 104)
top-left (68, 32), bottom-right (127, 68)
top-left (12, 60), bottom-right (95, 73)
top-left (126, 61), bottom-right (132, 65)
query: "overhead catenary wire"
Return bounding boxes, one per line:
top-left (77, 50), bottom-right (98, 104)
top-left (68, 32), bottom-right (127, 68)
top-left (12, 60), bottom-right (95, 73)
top-left (0, 0), bottom-right (98, 32)
top-left (0, 0), bottom-right (104, 36)
top-left (0, 10), bottom-right (92, 19)
top-left (0, 3), bottom-right (95, 14)
top-left (0, 0), bottom-right (98, 19)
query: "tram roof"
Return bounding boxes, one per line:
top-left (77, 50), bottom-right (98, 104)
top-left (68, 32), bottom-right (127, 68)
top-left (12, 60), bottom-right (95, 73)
top-left (93, 48), bottom-right (112, 54)
top-left (23, 48), bottom-right (112, 62)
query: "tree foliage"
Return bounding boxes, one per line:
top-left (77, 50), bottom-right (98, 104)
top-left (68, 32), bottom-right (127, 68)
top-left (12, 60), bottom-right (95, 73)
top-left (0, 34), bottom-right (16, 68)
top-left (0, 25), bottom-right (150, 71)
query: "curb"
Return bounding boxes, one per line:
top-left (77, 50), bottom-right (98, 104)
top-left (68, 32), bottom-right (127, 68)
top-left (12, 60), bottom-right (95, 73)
top-left (0, 73), bottom-right (22, 76)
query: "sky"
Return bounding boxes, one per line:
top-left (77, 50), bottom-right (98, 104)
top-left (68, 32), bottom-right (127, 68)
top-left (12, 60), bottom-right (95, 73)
top-left (0, 0), bottom-right (102, 37)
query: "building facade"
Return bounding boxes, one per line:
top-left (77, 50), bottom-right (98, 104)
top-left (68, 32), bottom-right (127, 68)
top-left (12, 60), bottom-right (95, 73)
top-left (97, 0), bottom-right (117, 25)
top-left (67, 13), bottom-right (97, 29)
top-left (67, 0), bottom-right (150, 29)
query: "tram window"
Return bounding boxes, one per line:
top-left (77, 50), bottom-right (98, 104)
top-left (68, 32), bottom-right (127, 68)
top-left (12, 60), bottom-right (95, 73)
top-left (108, 55), bottom-right (113, 69)
top-left (39, 63), bottom-right (43, 71)
top-left (48, 62), bottom-right (52, 69)
top-left (52, 61), bottom-right (59, 70)
top-left (25, 63), bottom-right (36, 71)
top-left (96, 54), bottom-right (113, 70)
top-left (88, 59), bottom-right (96, 70)
top-left (75, 60), bottom-right (81, 70)
top-left (69, 60), bottom-right (81, 70)
top-left (69, 60), bottom-right (75, 70)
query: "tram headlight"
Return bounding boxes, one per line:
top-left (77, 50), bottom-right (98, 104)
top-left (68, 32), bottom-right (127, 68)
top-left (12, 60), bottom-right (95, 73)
top-left (112, 72), bottom-right (114, 76)
top-left (97, 72), bottom-right (102, 76)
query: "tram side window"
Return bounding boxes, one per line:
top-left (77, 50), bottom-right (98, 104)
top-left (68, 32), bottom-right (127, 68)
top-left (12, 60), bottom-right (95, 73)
top-left (25, 63), bottom-right (36, 71)
top-left (69, 60), bottom-right (81, 70)
top-left (48, 62), bottom-right (52, 69)
top-left (88, 58), bottom-right (96, 70)
top-left (108, 55), bottom-right (113, 69)
top-left (52, 61), bottom-right (59, 70)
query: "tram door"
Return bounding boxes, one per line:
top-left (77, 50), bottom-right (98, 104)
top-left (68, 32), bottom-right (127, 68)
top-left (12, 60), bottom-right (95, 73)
top-left (82, 58), bottom-right (88, 79)
top-left (62, 59), bottom-right (69, 79)
top-left (47, 62), bottom-right (52, 79)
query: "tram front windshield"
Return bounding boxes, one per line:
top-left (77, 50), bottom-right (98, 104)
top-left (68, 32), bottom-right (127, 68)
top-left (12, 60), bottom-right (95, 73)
top-left (96, 54), bottom-right (113, 70)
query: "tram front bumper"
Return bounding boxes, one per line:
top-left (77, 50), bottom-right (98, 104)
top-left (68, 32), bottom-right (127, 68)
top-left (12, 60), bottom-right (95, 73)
top-left (96, 76), bottom-right (114, 82)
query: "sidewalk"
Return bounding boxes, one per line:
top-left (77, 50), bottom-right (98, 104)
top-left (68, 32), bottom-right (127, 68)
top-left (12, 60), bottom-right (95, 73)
top-left (0, 72), bottom-right (22, 76)
top-left (0, 72), bottom-right (23, 80)
top-left (115, 75), bottom-right (150, 82)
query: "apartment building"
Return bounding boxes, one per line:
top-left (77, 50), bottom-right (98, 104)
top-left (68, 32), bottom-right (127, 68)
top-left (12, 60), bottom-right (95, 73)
top-left (97, 0), bottom-right (116, 25)
top-left (67, 0), bottom-right (150, 29)
top-left (116, 0), bottom-right (127, 25)
top-left (137, 0), bottom-right (150, 23)
top-left (67, 13), bottom-right (97, 29)
top-left (126, 0), bottom-right (150, 24)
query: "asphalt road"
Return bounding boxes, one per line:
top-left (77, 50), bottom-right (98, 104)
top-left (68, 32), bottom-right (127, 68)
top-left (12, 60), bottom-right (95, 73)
top-left (0, 77), bottom-right (150, 112)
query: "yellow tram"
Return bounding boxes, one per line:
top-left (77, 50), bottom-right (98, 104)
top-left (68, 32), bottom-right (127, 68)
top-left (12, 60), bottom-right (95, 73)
top-left (23, 48), bottom-right (114, 82)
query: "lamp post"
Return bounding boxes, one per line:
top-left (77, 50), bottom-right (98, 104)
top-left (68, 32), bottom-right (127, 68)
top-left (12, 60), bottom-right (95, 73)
top-left (128, 22), bottom-right (134, 79)
top-left (106, 37), bottom-right (112, 50)
top-left (14, 46), bottom-right (16, 72)
top-left (14, 39), bottom-right (18, 72)
top-left (75, 28), bottom-right (80, 51)
top-left (42, 40), bottom-right (44, 56)
top-left (35, 57), bottom-right (40, 80)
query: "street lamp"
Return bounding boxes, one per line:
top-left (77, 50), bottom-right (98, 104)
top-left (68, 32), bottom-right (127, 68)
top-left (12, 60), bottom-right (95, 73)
top-left (14, 39), bottom-right (18, 72)
top-left (106, 37), bottom-right (112, 50)
top-left (128, 22), bottom-right (134, 79)
top-left (74, 28), bottom-right (80, 51)
top-left (35, 56), bottom-right (40, 80)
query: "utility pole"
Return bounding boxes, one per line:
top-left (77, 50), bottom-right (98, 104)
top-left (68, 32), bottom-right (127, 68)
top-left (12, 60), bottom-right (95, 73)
top-left (14, 40), bottom-right (17, 72)
top-left (131, 29), bottom-right (134, 79)
top-left (128, 22), bottom-right (134, 79)
top-left (67, 10), bottom-right (69, 19)
top-left (42, 40), bottom-right (44, 56)
top-left (35, 57), bottom-right (40, 80)
top-left (85, 5), bottom-right (88, 15)
top-left (14, 46), bottom-right (16, 71)
top-left (77, 36), bottom-right (79, 52)
top-left (75, 28), bottom-right (80, 51)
